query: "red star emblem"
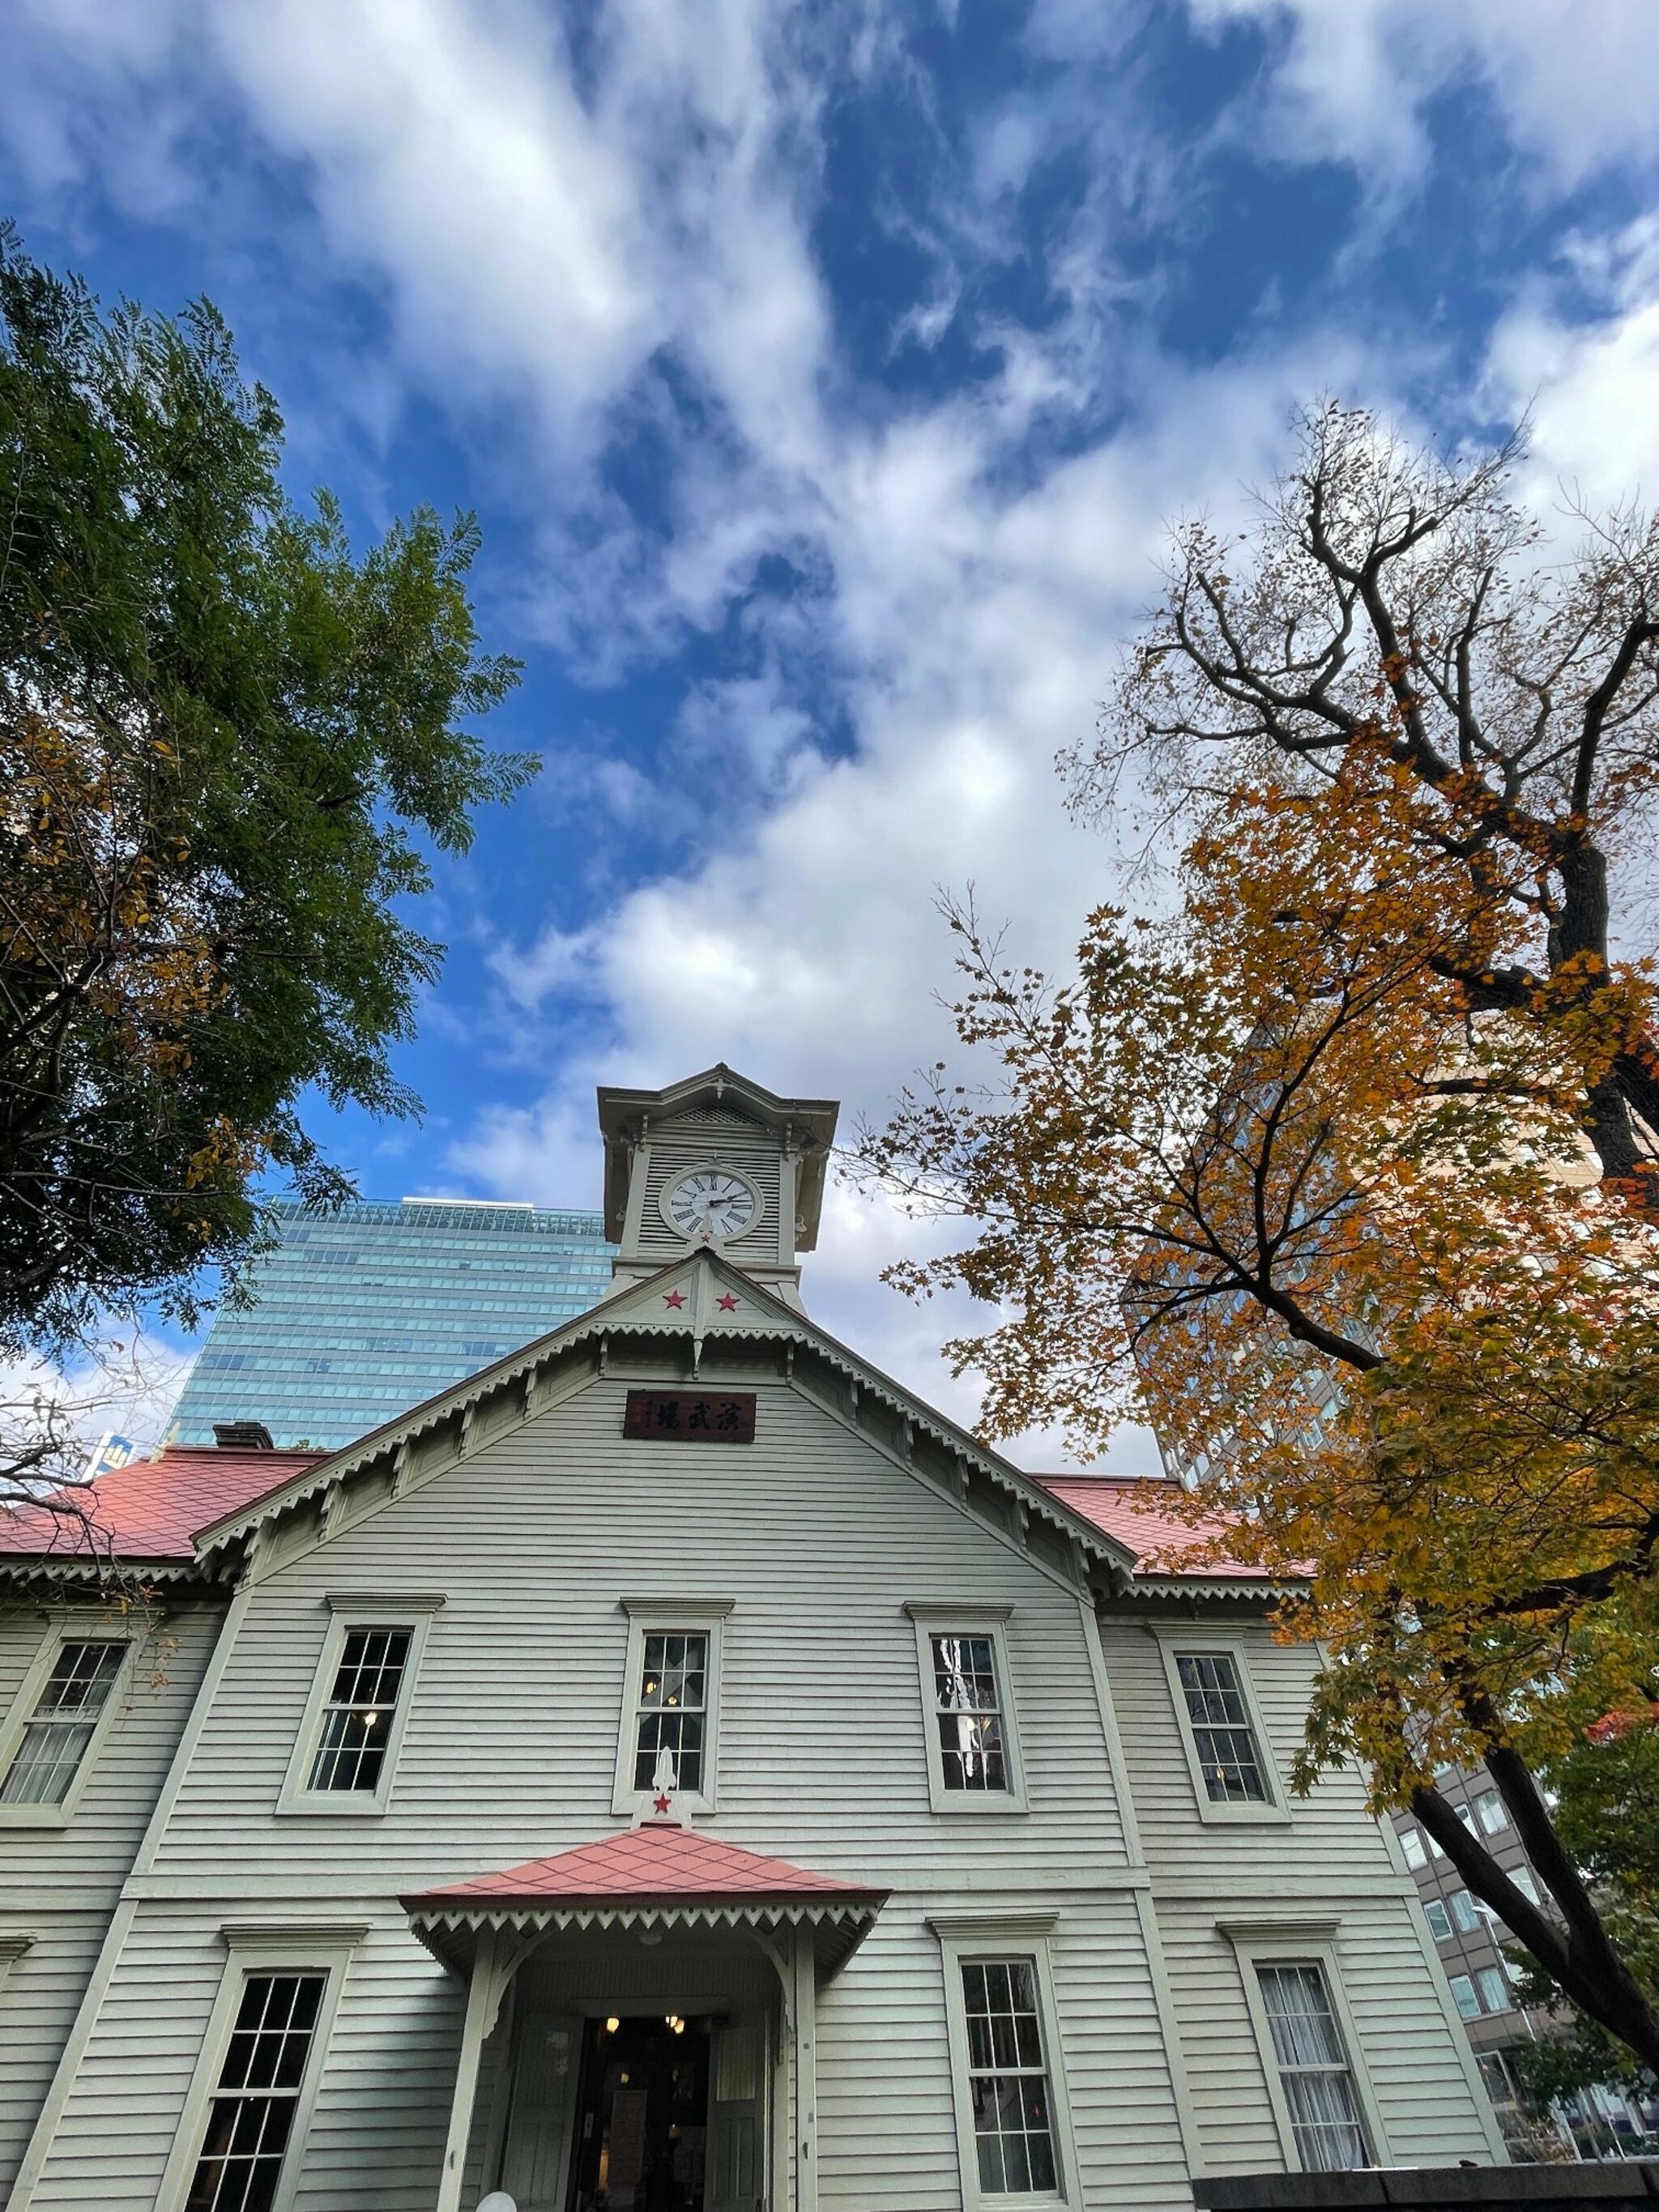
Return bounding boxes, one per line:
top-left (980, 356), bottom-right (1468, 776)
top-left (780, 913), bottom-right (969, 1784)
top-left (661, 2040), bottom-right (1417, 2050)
top-left (653, 1793), bottom-right (672, 1813)
top-left (663, 1290), bottom-right (687, 1309)
top-left (716, 1293), bottom-right (739, 1312)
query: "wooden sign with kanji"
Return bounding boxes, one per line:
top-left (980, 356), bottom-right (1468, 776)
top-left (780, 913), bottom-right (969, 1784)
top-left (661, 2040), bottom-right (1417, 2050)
top-left (622, 1390), bottom-right (757, 1443)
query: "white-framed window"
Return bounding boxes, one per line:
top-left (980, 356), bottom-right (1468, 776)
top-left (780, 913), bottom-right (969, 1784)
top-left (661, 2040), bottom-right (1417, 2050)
top-left (906, 1606), bottom-right (1027, 1815)
top-left (1151, 1628), bottom-right (1286, 1825)
top-left (1422, 1900), bottom-right (1452, 1942)
top-left (930, 1913), bottom-right (1079, 2208)
top-left (1449, 1973), bottom-right (1480, 2020)
top-left (612, 1599), bottom-right (731, 1818)
top-left (1222, 1921), bottom-right (1388, 2176)
top-left (1473, 1788), bottom-right (1509, 1835)
top-left (277, 1596), bottom-right (441, 1817)
top-left (0, 1621), bottom-right (131, 1826)
top-left (1475, 1963), bottom-right (1513, 2014)
top-left (1398, 1826), bottom-right (1427, 1870)
top-left (1254, 1963), bottom-right (1373, 2172)
top-left (1448, 1890), bottom-right (1481, 1934)
top-left (158, 1922), bottom-right (364, 2212)
top-left (1507, 1865), bottom-right (1541, 1907)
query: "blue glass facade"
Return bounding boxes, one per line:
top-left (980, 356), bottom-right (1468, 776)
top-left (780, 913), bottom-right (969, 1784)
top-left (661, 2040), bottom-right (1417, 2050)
top-left (168, 1198), bottom-right (616, 1451)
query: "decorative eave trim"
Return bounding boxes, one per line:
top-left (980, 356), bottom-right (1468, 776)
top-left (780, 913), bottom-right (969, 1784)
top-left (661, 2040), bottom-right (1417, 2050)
top-left (0, 1931), bottom-right (35, 1963)
top-left (0, 1557), bottom-right (232, 1592)
top-left (407, 1897), bottom-right (883, 1933)
top-left (187, 1249), bottom-right (1141, 1595)
top-left (406, 1892), bottom-right (885, 1980)
top-left (1127, 1577), bottom-right (1292, 1602)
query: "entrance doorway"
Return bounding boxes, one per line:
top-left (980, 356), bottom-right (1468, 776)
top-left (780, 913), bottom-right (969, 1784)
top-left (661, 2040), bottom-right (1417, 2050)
top-left (567, 2013), bottom-right (711, 2212)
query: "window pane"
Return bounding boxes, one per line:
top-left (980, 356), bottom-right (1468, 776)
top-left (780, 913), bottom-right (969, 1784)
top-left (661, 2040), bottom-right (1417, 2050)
top-left (1476, 1966), bottom-right (1512, 2013)
top-left (1423, 1901), bottom-right (1452, 1941)
top-left (1508, 1865), bottom-right (1541, 1906)
top-left (1256, 1964), bottom-right (1370, 2173)
top-left (960, 1955), bottom-right (1060, 2196)
top-left (1473, 1790), bottom-right (1509, 1835)
top-left (1400, 1828), bottom-right (1427, 1869)
top-left (306, 1628), bottom-right (412, 1793)
top-left (1176, 1653), bottom-right (1269, 1803)
top-left (1449, 1891), bottom-right (1480, 1933)
top-left (932, 1634), bottom-right (1010, 1794)
top-left (633, 1632), bottom-right (709, 1793)
top-left (0, 1642), bottom-right (126, 1806)
top-left (185, 1971), bottom-right (326, 2212)
top-left (1450, 1975), bottom-right (1480, 2020)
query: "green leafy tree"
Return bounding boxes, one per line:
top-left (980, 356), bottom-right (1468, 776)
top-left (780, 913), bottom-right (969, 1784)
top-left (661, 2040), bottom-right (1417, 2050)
top-left (1510, 1702), bottom-right (1659, 2125)
top-left (0, 227), bottom-right (533, 1413)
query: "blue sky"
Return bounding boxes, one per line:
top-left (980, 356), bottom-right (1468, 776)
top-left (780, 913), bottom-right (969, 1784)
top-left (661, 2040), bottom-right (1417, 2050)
top-left (6, 0), bottom-right (1659, 1459)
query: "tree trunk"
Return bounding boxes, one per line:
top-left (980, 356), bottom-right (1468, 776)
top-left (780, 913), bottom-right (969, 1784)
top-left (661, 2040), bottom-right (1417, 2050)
top-left (1547, 843), bottom-right (1640, 1177)
top-left (1411, 1770), bottom-right (1659, 2078)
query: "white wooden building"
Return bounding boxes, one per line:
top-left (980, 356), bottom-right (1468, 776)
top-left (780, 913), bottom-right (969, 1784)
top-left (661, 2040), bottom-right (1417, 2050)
top-left (0, 1066), bottom-right (1503, 2211)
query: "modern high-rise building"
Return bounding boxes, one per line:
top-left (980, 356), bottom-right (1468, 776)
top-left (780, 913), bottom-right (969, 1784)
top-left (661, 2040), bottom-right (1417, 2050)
top-left (167, 1197), bottom-right (616, 1451)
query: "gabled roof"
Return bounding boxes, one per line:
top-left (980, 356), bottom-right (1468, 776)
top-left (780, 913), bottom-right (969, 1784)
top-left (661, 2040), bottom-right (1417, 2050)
top-left (597, 1063), bottom-right (839, 1246)
top-left (402, 1821), bottom-right (887, 1979)
top-left (0, 1445), bottom-right (326, 1575)
top-left (403, 1822), bottom-right (882, 1909)
top-left (186, 1247), bottom-right (1143, 1595)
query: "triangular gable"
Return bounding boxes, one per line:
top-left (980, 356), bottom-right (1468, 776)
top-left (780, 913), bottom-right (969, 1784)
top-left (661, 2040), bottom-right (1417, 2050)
top-left (190, 1247), bottom-right (1138, 1594)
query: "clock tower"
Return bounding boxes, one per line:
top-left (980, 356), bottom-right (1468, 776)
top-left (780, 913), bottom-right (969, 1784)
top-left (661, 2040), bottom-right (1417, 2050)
top-left (596, 1064), bottom-right (840, 1309)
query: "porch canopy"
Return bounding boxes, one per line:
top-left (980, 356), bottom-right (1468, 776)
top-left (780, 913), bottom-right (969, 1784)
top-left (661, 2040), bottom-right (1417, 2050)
top-left (401, 1819), bottom-right (889, 1980)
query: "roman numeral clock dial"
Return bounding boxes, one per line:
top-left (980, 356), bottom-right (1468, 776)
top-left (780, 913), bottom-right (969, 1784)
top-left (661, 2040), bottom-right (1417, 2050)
top-left (664, 1170), bottom-right (757, 1242)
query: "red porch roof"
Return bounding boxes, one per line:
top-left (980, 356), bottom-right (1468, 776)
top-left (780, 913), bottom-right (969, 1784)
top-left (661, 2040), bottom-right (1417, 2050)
top-left (403, 1822), bottom-right (888, 1980)
top-left (403, 1822), bottom-right (885, 1912)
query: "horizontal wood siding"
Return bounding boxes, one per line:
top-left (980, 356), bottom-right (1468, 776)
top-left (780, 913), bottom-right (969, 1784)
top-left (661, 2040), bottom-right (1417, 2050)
top-left (37, 1375), bottom-right (1184, 2206)
top-left (28, 1905), bottom-right (225, 2206)
top-left (0, 1915), bottom-right (106, 2199)
top-left (1094, 1610), bottom-right (1395, 1876)
top-left (0, 1600), bottom-right (223, 2193)
top-left (1155, 1901), bottom-right (1493, 2174)
top-left (147, 1376), bottom-right (1128, 1886)
top-left (1094, 1613), bottom-right (1492, 2172)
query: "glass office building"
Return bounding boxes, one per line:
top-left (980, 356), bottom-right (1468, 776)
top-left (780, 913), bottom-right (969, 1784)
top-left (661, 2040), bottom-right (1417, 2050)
top-left (168, 1198), bottom-right (616, 1452)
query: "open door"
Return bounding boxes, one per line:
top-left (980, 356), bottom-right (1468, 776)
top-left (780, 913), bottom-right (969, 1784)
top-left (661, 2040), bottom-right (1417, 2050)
top-left (706, 2012), bottom-right (767, 2212)
top-left (499, 2008), bottom-right (581, 2212)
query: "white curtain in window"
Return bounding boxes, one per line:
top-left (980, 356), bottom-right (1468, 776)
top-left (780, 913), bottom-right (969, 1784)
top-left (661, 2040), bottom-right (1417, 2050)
top-left (1257, 1964), bottom-right (1369, 2172)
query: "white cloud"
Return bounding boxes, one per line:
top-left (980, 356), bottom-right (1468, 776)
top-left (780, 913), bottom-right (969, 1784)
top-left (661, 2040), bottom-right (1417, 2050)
top-left (1483, 215), bottom-right (1659, 509)
top-left (6, 0), bottom-right (1643, 1468)
top-left (2, 1324), bottom-right (196, 1490)
top-left (1189, 0), bottom-right (1659, 191)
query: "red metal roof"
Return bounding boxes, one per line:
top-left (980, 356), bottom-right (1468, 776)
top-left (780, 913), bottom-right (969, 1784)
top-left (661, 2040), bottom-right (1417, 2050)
top-left (0, 1445), bottom-right (326, 1563)
top-left (1032, 1473), bottom-right (1271, 1580)
top-left (403, 1822), bottom-right (887, 1912)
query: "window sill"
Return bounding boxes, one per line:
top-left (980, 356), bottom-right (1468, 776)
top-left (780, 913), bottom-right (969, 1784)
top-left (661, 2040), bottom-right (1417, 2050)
top-left (1192, 1802), bottom-right (1293, 1827)
top-left (0, 1805), bottom-right (72, 1830)
top-left (928, 1793), bottom-right (1030, 1818)
top-left (273, 1797), bottom-right (392, 1820)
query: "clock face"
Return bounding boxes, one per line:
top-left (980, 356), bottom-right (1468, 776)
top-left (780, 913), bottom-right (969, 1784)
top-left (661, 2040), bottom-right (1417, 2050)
top-left (665, 1169), bottom-right (758, 1242)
